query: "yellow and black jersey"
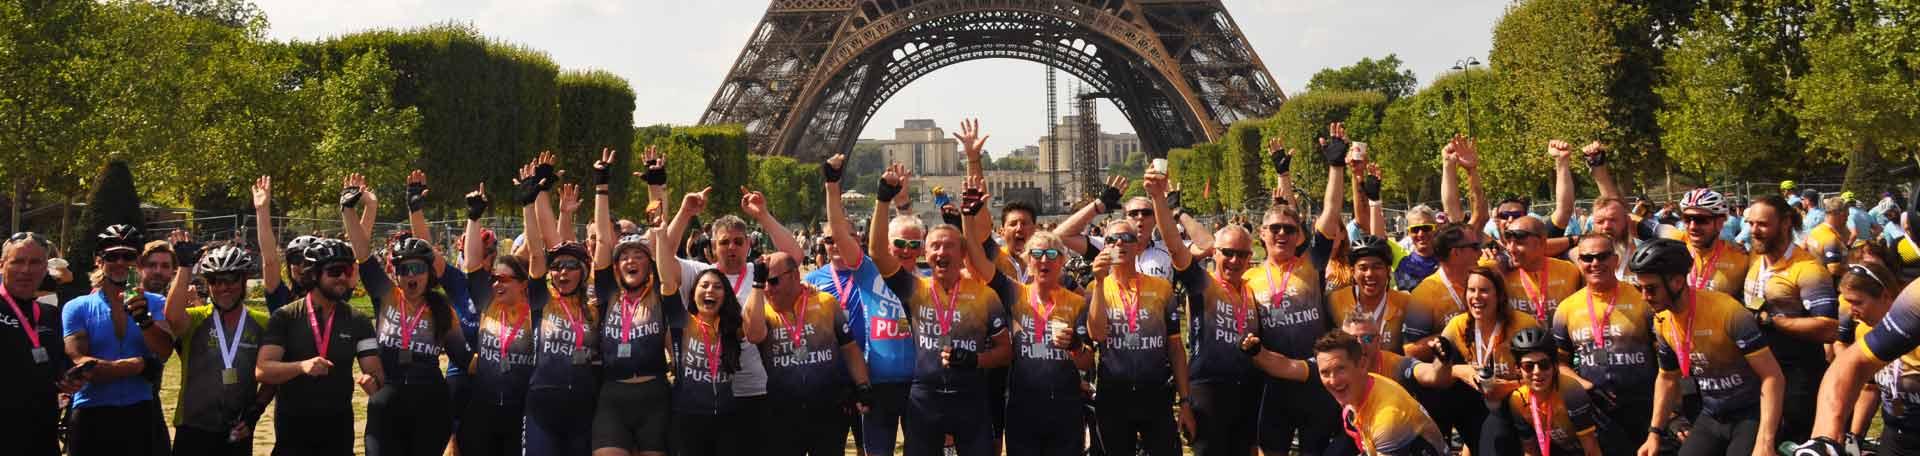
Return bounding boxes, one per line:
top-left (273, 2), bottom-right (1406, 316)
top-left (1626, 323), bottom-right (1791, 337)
top-left (1094, 273), bottom-right (1182, 384)
top-left (1244, 259), bottom-right (1329, 360)
top-left (1742, 246), bottom-right (1839, 368)
top-left (1498, 373), bottom-right (1600, 454)
top-left (1330, 286), bottom-right (1411, 354)
top-left (1501, 258), bottom-right (1582, 324)
top-left (1343, 373), bottom-right (1448, 456)
top-left (1653, 289), bottom-right (1770, 417)
top-left (1552, 285), bottom-right (1657, 390)
top-left (1439, 310), bottom-right (1540, 374)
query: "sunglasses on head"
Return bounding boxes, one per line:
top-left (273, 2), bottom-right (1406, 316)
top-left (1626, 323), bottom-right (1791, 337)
top-left (1518, 359), bottom-right (1555, 373)
top-left (550, 259), bottom-right (585, 272)
top-left (1218, 248), bottom-right (1253, 260)
top-left (7, 231), bottom-right (49, 248)
top-left (1408, 224), bottom-right (1436, 235)
top-left (892, 238), bottom-right (923, 249)
top-left (394, 261), bottom-right (431, 277)
top-left (1027, 248), bottom-right (1062, 260)
top-left (1264, 223), bottom-right (1300, 236)
top-left (1105, 232), bottom-right (1139, 245)
top-left (1126, 208), bottom-right (1155, 218)
top-left (1501, 230), bottom-right (1539, 241)
top-left (205, 274), bottom-right (245, 286)
top-left (1496, 210), bottom-right (1528, 221)
top-left (322, 264), bottom-right (353, 278)
top-left (101, 249), bottom-right (137, 263)
top-left (1576, 251), bottom-right (1616, 263)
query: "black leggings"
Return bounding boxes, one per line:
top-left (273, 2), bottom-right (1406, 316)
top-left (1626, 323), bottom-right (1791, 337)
top-left (1677, 410), bottom-right (1759, 456)
top-left (1188, 381), bottom-right (1259, 456)
top-left (764, 399), bottom-right (852, 456)
top-left (1004, 390), bottom-right (1083, 456)
top-left (173, 426), bottom-right (250, 456)
top-left (1259, 380), bottom-right (1339, 456)
top-left (674, 412), bottom-right (744, 456)
top-left (366, 382), bottom-right (453, 456)
top-left (1096, 382), bottom-right (1179, 456)
top-left (1885, 426), bottom-right (1920, 456)
top-left (457, 402), bottom-right (524, 456)
top-left (69, 402), bottom-right (162, 456)
top-left (271, 410), bottom-right (355, 456)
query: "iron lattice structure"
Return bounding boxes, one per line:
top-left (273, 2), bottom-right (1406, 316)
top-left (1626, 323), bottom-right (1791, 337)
top-left (1074, 86), bottom-right (1102, 199)
top-left (701, 0), bottom-right (1286, 160)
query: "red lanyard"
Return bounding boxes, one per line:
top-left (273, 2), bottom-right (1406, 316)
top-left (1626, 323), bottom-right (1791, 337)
top-left (1528, 389), bottom-right (1552, 456)
top-left (1671, 291), bottom-right (1697, 378)
top-left (619, 278), bottom-right (653, 344)
top-left (782, 293), bottom-right (809, 351)
top-left (1028, 285), bottom-right (1056, 345)
top-left (1, 286), bottom-right (40, 349)
top-left (1263, 260), bottom-right (1298, 313)
top-left (495, 303), bottom-right (528, 366)
top-left (729, 265), bottom-right (749, 294)
top-left (553, 295), bottom-right (586, 354)
top-left (1117, 277), bottom-right (1142, 333)
top-left (306, 293), bottom-right (335, 356)
top-left (1689, 242), bottom-right (1722, 290)
top-left (827, 259), bottom-right (861, 311)
top-left (932, 280), bottom-right (963, 337)
top-left (695, 316), bottom-right (720, 378)
top-left (1519, 265), bottom-right (1550, 321)
top-left (1218, 277), bottom-right (1252, 334)
top-left (1585, 289), bottom-right (1616, 349)
top-left (393, 289), bottom-right (429, 352)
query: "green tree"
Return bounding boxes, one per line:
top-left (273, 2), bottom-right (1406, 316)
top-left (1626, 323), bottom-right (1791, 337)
top-left (555, 70), bottom-right (637, 217)
top-left (1793, 0), bottom-right (1920, 194)
top-left (1306, 54), bottom-right (1419, 101)
top-left (311, 48), bottom-right (423, 211)
top-left (1107, 151), bottom-right (1146, 182)
top-left (0, 0), bottom-right (92, 231)
top-left (749, 156), bottom-right (824, 224)
top-left (1262, 90), bottom-right (1388, 196)
top-left (1657, 1), bottom-right (1811, 182)
top-left (1167, 146), bottom-right (1222, 215)
top-left (989, 156), bottom-right (1037, 172)
top-left (1491, 0), bottom-right (1666, 194)
top-left (69, 157), bottom-right (147, 295)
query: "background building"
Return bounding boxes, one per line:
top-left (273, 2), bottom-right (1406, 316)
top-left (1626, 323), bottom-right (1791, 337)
top-left (876, 119), bottom-right (964, 176)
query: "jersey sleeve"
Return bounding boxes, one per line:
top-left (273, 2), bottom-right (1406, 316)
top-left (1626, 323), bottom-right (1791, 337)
top-left (59, 298), bottom-right (89, 338)
top-left (593, 267), bottom-right (616, 323)
top-left (1865, 291), bottom-right (1920, 363)
top-left (1163, 280), bottom-right (1183, 337)
top-left (1727, 307), bottom-right (1769, 355)
top-left (467, 269), bottom-right (495, 315)
top-left (359, 260), bottom-right (393, 315)
top-left (261, 308), bottom-right (291, 348)
top-left (1654, 325), bottom-right (1679, 371)
top-left (264, 283), bottom-right (292, 312)
top-left (834, 300), bottom-right (854, 346)
top-left (883, 270), bottom-right (918, 312)
top-left (351, 311), bottom-right (378, 357)
top-left (1796, 263), bottom-right (1840, 319)
top-left (1308, 232), bottom-right (1335, 274)
top-left (442, 322), bottom-right (473, 369)
top-left (439, 263), bottom-right (477, 337)
top-left (1562, 384), bottom-right (1600, 434)
top-left (985, 287), bottom-right (1008, 337)
top-left (527, 278), bottom-right (552, 315)
top-left (1550, 304), bottom-right (1574, 358)
top-left (988, 271), bottom-right (1018, 314)
top-left (1400, 297), bottom-right (1438, 344)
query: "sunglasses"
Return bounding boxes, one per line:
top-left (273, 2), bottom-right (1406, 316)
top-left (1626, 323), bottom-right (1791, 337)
top-left (1126, 209), bottom-right (1155, 218)
top-left (892, 238), bottom-right (923, 249)
top-left (1408, 224), bottom-right (1436, 235)
top-left (394, 261), bottom-right (431, 277)
top-left (820, 237), bottom-right (836, 245)
top-left (1028, 248), bottom-right (1062, 260)
top-left (1682, 214), bottom-right (1721, 225)
top-left (1218, 248), bottom-right (1253, 260)
top-left (101, 250), bottom-right (138, 263)
top-left (492, 273), bottom-right (521, 283)
top-left (1105, 232), bottom-right (1139, 245)
top-left (322, 264), bottom-right (353, 278)
top-left (1501, 230), bottom-right (1539, 241)
top-left (1264, 224), bottom-right (1300, 236)
top-left (1518, 359), bottom-right (1555, 373)
top-left (1496, 210), bottom-right (1528, 221)
top-left (1576, 251), bottom-right (1616, 263)
top-left (766, 273), bottom-right (783, 286)
top-left (206, 274), bottom-right (245, 286)
top-left (1355, 333), bottom-right (1377, 345)
top-left (550, 259), bottom-right (585, 272)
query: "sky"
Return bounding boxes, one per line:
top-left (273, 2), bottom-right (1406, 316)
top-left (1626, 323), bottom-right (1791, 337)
top-left (255, 0), bottom-right (1509, 158)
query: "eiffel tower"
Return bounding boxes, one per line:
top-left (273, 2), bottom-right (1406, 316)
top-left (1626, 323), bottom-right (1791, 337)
top-left (699, 0), bottom-right (1286, 160)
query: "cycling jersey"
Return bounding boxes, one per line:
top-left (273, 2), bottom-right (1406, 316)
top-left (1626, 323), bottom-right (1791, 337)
top-left (1501, 258), bottom-right (1582, 325)
top-left (1439, 310), bottom-right (1540, 374)
top-left (1653, 289), bottom-right (1770, 417)
top-left (1860, 284), bottom-right (1920, 431)
top-left (1392, 251), bottom-right (1439, 292)
top-left (61, 290), bottom-right (166, 407)
top-left (1552, 285), bottom-right (1657, 390)
top-left (1742, 246), bottom-right (1839, 368)
top-left (1402, 270), bottom-right (1468, 348)
top-left (884, 270), bottom-right (1010, 390)
top-left (595, 268), bottom-right (679, 380)
top-left (1498, 373), bottom-right (1599, 454)
top-left (802, 256), bottom-right (913, 384)
top-left (1005, 280), bottom-right (1088, 395)
top-left (1343, 372), bottom-right (1448, 455)
top-left (1245, 259), bottom-right (1327, 360)
top-left (666, 291), bottom-right (737, 416)
top-left (757, 288), bottom-right (855, 401)
top-left (528, 289), bottom-right (597, 392)
top-left (1183, 264), bottom-right (1261, 383)
top-left (171, 305), bottom-right (269, 433)
top-left (1093, 272), bottom-right (1181, 384)
top-left (1329, 286), bottom-right (1411, 354)
top-left (261, 296), bottom-right (377, 417)
top-left (361, 261), bottom-right (469, 386)
top-left (1807, 223), bottom-right (1848, 267)
top-left (1659, 232), bottom-right (1751, 296)
top-left (466, 272), bottom-right (546, 406)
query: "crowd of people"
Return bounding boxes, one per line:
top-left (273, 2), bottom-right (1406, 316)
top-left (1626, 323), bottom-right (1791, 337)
top-left (3, 119), bottom-right (1917, 456)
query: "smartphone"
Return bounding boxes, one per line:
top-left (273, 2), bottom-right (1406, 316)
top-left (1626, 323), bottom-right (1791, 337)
top-left (65, 360), bottom-right (98, 382)
top-left (1150, 158), bottom-right (1168, 174)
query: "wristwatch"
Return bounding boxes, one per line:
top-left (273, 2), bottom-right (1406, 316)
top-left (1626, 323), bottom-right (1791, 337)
top-left (1648, 426), bottom-right (1670, 439)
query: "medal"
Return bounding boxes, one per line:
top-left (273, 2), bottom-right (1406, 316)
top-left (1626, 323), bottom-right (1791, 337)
top-left (3, 287), bottom-right (45, 364)
top-left (222, 368), bottom-right (239, 385)
top-left (617, 344), bottom-right (632, 359)
top-left (211, 307), bottom-right (248, 383)
top-left (31, 347), bottom-right (48, 364)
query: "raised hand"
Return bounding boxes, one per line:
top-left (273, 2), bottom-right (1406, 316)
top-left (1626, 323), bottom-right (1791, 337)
top-left (1099, 175), bottom-right (1129, 213)
top-left (960, 175), bottom-right (990, 216)
top-left (594, 147), bottom-right (616, 186)
top-left (1581, 141), bottom-right (1609, 167)
top-left (1322, 122), bottom-right (1350, 167)
top-left (740, 186), bottom-right (769, 218)
top-left (513, 161), bottom-right (541, 206)
top-left (953, 118), bottom-right (989, 161)
top-left (1328, 121), bottom-right (1347, 141)
top-left (252, 176), bottom-right (272, 210)
top-left (465, 183), bottom-right (490, 221)
top-left (1547, 139), bottom-right (1573, 161)
top-left (406, 169), bottom-right (430, 213)
top-left (877, 162), bottom-right (911, 203)
top-left (682, 187), bottom-right (713, 215)
top-left (339, 173), bottom-right (367, 209)
top-left (558, 184), bottom-right (581, 214)
top-left (1142, 169), bottom-right (1170, 198)
top-left (823, 153), bottom-right (847, 184)
top-left (636, 145), bottom-right (668, 186)
top-left (1453, 137), bottom-right (1480, 170)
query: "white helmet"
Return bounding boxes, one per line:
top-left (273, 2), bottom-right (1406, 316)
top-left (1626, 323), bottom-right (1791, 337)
top-left (1679, 188), bottom-right (1727, 216)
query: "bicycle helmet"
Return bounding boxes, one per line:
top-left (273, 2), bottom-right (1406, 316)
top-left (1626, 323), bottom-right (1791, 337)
top-left (1678, 188), bottom-right (1727, 216)
top-left (1627, 238), bottom-right (1692, 276)
top-left (285, 235), bottom-right (321, 264)
top-left (614, 233), bottom-right (651, 256)
top-left (1508, 327), bottom-right (1555, 361)
top-left (299, 238), bottom-right (354, 268)
top-left (1780, 180), bottom-right (1796, 191)
top-left (195, 245), bottom-right (258, 277)
top-left (546, 241), bottom-right (590, 266)
top-left (387, 237), bottom-right (434, 264)
top-left (1348, 235), bottom-right (1392, 265)
top-left (97, 224), bottom-right (143, 253)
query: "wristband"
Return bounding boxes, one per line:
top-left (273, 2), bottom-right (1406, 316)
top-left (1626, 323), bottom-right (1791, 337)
top-left (533, 163), bottom-right (558, 191)
top-left (822, 160), bottom-right (844, 183)
top-left (592, 165), bottom-right (611, 187)
top-left (339, 187), bottom-right (364, 209)
top-left (1166, 190), bottom-right (1183, 211)
top-left (1322, 137), bottom-right (1350, 167)
top-left (641, 161), bottom-right (668, 186)
top-left (1099, 186), bottom-right (1123, 214)
top-left (1361, 175), bottom-right (1383, 201)
top-left (406, 183), bottom-right (428, 213)
top-left (465, 194), bottom-right (490, 221)
top-left (515, 179), bottom-right (541, 206)
top-left (595, 189), bottom-right (610, 196)
top-left (876, 179), bottom-right (902, 203)
top-left (1584, 152), bottom-right (1608, 168)
top-left (1269, 150), bottom-right (1292, 172)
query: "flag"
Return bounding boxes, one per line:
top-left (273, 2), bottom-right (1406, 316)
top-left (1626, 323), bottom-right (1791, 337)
top-left (1202, 177), bottom-right (1212, 199)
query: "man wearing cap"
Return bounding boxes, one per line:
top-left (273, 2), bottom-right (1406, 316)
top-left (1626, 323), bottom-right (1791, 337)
top-left (3, 232), bottom-right (87, 456)
top-left (62, 224), bottom-right (169, 456)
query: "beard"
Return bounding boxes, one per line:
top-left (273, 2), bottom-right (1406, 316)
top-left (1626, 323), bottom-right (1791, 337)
top-left (319, 284), bottom-right (354, 303)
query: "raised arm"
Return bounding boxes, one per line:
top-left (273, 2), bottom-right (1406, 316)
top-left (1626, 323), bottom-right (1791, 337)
top-left (1316, 134), bottom-right (1352, 241)
top-left (743, 259), bottom-right (770, 344)
top-left (955, 118), bottom-right (988, 181)
top-left (1146, 171), bottom-right (1190, 271)
top-left (1170, 183), bottom-right (1214, 259)
top-left (1268, 138), bottom-right (1298, 208)
top-left (957, 175), bottom-right (995, 281)
top-left (1548, 141), bottom-right (1576, 229)
top-left (635, 146), bottom-right (670, 225)
top-left (1583, 141), bottom-right (1622, 200)
top-left (1441, 136), bottom-right (1465, 224)
top-left (592, 148), bottom-right (617, 271)
top-left (462, 183), bottom-right (491, 273)
top-left (554, 184), bottom-right (581, 244)
top-left (1055, 175), bottom-right (1128, 255)
top-left (869, 163), bottom-right (911, 276)
top-left (1457, 138), bottom-right (1489, 231)
top-left (821, 154), bottom-right (863, 270)
top-left (662, 187), bottom-right (713, 267)
top-left (253, 176), bottom-right (282, 292)
top-left (740, 187), bottom-right (804, 262)
top-left (341, 174), bottom-right (375, 264)
top-left (655, 222), bottom-right (682, 294)
top-left (1084, 251), bottom-right (1112, 343)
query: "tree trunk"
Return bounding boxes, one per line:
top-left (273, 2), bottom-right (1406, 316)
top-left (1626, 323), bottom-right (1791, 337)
top-left (1843, 139), bottom-right (1883, 195)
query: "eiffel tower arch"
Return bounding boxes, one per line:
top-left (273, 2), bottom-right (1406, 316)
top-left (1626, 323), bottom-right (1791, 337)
top-left (699, 0), bottom-right (1286, 160)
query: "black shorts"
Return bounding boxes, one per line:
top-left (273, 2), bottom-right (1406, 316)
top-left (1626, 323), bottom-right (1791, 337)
top-left (592, 379), bottom-right (672, 452)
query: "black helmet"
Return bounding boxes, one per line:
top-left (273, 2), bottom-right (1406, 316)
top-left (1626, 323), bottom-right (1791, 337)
top-left (97, 224), bottom-right (143, 254)
top-left (195, 245), bottom-right (258, 277)
top-left (285, 235), bottom-right (321, 264)
top-left (1508, 327), bottom-right (1555, 361)
top-left (1628, 238), bottom-right (1693, 276)
top-left (1348, 235), bottom-right (1392, 265)
top-left (387, 237), bottom-right (434, 264)
top-left (546, 241), bottom-right (590, 266)
top-left (300, 238), bottom-right (354, 268)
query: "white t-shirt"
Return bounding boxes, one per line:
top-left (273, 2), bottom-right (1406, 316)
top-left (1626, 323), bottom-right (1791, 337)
top-left (675, 258), bottom-right (768, 397)
top-left (1087, 236), bottom-right (1182, 279)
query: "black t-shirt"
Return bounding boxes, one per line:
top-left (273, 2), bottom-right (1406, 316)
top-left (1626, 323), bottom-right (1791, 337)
top-left (261, 297), bottom-right (376, 416)
top-left (1180, 264), bottom-right (1257, 384)
top-left (360, 260), bottom-right (470, 386)
top-left (465, 271), bottom-right (548, 406)
top-left (596, 267), bottom-right (680, 381)
top-left (0, 296), bottom-right (69, 417)
top-left (667, 292), bottom-right (735, 415)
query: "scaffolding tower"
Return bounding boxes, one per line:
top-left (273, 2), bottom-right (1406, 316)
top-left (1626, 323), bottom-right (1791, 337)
top-left (1074, 86), bottom-right (1102, 201)
top-left (1045, 67), bottom-right (1061, 212)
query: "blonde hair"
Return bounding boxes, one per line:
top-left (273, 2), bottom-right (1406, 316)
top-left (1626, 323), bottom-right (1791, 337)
top-left (1026, 231), bottom-right (1065, 251)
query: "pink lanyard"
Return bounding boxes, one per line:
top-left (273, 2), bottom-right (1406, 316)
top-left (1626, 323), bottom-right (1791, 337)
top-left (1028, 286), bottom-right (1056, 345)
top-left (1671, 291), bottom-right (1698, 378)
top-left (552, 295), bottom-right (585, 354)
top-left (1263, 260), bottom-right (1298, 312)
top-left (782, 293), bottom-right (809, 350)
top-left (1220, 277), bottom-right (1253, 334)
top-left (695, 317), bottom-right (720, 378)
top-left (495, 304), bottom-right (527, 366)
top-left (1528, 390), bottom-right (1552, 456)
top-left (1116, 278), bottom-right (1142, 333)
top-left (932, 280), bottom-right (963, 336)
top-left (392, 289), bottom-right (429, 351)
top-left (2, 286), bottom-right (40, 349)
top-left (827, 258), bottom-right (861, 311)
top-left (306, 293), bottom-right (335, 356)
top-left (1689, 243), bottom-right (1722, 290)
top-left (1585, 290), bottom-right (1616, 349)
top-left (619, 280), bottom-right (654, 343)
top-left (1519, 265), bottom-right (1550, 321)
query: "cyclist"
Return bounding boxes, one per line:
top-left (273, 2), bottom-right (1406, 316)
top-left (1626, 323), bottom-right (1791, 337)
top-left (592, 150), bottom-right (678, 456)
top-left (1435, 266), bottom-right (1541, 455)
top-left (1316, 330), bottom-right (1447, 456)
top-left (1553, 234), bottom-right (1660, 455)
top-left (4, 232), bottom-right (85, 456)
top-left (63, 224), bottom-right (168, 456)
top-left (745, 250), bottom-right (875, 456)
top-left (1483, 327), bottom-right (1603, 456)
top-left (145, 242), bottom-right (274, 456)
top-left (254, 236), bottom-right (381, 456)
top-left (455, 159), bottom-right (551, 456)
top-left (1631, 239), bottom-right (1786, 456)
top-left (1665, 188), bottom-right (1750, 296)
top-left (1742, 195), bottom-right (1839, 445)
